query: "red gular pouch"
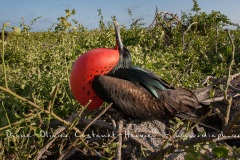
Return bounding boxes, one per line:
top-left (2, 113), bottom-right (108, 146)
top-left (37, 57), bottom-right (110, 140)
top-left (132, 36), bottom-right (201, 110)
top-left (70, 48), bottom-right (119, 109)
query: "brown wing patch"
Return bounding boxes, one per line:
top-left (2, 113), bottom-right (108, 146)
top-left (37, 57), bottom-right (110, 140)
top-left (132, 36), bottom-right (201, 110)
top-left (92, 75), bottom-right (200, 119)
top-left (92, 76), bottom-right (165, 118)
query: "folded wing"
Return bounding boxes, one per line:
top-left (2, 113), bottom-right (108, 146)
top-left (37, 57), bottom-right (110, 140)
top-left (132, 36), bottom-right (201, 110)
top-left (92, 75), bottom-right (200, 119)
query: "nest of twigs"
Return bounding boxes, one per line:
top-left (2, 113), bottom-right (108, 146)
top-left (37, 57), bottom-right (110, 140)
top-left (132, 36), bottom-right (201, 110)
top-left (36, 73), bottom-right (240, 160)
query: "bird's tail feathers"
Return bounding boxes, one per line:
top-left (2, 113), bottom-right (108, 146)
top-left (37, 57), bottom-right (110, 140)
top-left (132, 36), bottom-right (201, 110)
top-left (158, 88), bottom-right (200, 117)
top-left (193, 84), bottom-right (214, 105)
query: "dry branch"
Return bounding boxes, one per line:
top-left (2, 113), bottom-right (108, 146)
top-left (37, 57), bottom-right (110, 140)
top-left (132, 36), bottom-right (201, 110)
top-left (115, 120), bottom-right (123, 160)
top-left (57, 104), bottom-right (112, 160)
top-left (223, 29), bottom-right (235, 126)
top-left (36, 106), bottom-right (85, 160)
top-left (182, 22), bottom-right (197, 49)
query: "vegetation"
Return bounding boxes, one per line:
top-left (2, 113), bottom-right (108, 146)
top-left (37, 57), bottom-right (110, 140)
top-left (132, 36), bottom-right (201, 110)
top-left (0, 1), bottom-right (240, 159)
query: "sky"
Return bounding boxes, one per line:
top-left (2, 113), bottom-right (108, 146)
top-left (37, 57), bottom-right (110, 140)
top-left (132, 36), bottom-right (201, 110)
top-left (0, 0), bottom-right (240, 31)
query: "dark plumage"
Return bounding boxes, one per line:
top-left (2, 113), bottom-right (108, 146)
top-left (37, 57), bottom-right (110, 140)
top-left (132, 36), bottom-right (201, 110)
top-left (92, 75), bottom-right (199, 119)
top-left (92, 22), bottom-right (200, 119)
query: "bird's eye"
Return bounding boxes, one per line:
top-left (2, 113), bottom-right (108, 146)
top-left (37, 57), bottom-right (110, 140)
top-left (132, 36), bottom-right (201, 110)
top-left (123, 47), bottom-right (130, 56)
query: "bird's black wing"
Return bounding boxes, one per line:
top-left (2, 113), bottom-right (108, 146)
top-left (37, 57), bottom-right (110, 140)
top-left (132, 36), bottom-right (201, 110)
top-left (110, 66), bottom-right (174, 98)
top-left (92, 75), bottom-right (166, 118)
top-left (92, 75), bottom-right (200, 119)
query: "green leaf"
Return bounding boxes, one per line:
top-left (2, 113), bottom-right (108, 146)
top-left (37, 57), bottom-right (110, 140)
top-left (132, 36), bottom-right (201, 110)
top-left (212, 146), bottom-right (229, 158)
top-left (104, 147), bottom-right (111, 153)
top-left (208, 142), bottom-right (217, 149)
top-left (184, 153), bottom-right (196, 160)
top-left (109, 142), bottom-right (118, 148)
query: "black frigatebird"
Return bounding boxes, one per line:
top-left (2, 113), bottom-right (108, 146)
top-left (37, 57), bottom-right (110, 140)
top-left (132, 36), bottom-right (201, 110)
top-left (70, 21), bottom-right (200, 119)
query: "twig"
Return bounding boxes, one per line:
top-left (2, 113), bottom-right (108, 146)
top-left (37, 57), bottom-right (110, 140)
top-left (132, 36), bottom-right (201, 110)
top-left (182, 22), bottom-right (197, 49)
top-left (81, 118), bottom-right (114, 130)
top-left (110, 117), bottom-right (117, 131)
top-left (224, 111), bottom-right (240, 131)
top-left (149, 6), bottom-right (159, 29)
top-left (215, 28), bottom-right (219, 54)
top-left (229, 85), bottom-right (240, 93)
top-left (0, 86), bottom-right (82, 134)
top-left (159, 11), bottom-right (182, 24)
top-left (0, 114), bottom-right (37, 131)
top-left (115, 120), bottom-right (123, 160)
top-left (81, 118), bottom-right (162, 152)
top-left (83, 104), bottom-right (112, 133)
top-left (0, 86), bottom-right (96, 160)
top-left (223, 30), bottom-right (235, 126)
top-left (215, 109), bottom-right (226, 127)
top-left (149, 11), bottom-right (182, 29)
top-left (224, 96), bottom-right (232, 126)
top-left (1, 101), bottom-right (11, 128)
top-left (159, 124), bottom-right (184, 157)
top-left (201, 73), bottom-right (240, 86)
top-left (129, 136), bottom-right (154, 153)
top-left (61, 148), bottom-right (79, 160)
top-left (181, 109), bottom-right (220, 137)
top-left (200, 75), bottom-right (216, 85)
top-left (58, 104), bottom-right (112, 160)
top-left (36, 137), bottom-right (59, 160)
top-left (48, 83), bottom-right (60, 111)
top-left (81, 118), bottom-right (157, 152)
top-left (46, 83), bottom-right (60, 131)
top-left (231, 73), bottom-right (240, 79)
top-left (36, 107), bottom-right (87, 160)
top-left (144, 130), bottom-right (240, 160)
top-left (1, 23), bottom-right (8, 88)
top-left (183, 22), bottom-right (198, 34)
top-left (201, 93), bottom-right (240, 103)
top-left (0, 86), bottom-right (46, 113)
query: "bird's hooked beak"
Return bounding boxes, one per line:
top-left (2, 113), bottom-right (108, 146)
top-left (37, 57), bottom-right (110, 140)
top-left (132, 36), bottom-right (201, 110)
top-left (113, 21), bottom-right (124, 52)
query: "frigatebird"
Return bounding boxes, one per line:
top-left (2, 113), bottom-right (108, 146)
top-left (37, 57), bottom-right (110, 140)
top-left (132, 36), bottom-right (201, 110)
top-left (70, 21), bottom-right (200, 119)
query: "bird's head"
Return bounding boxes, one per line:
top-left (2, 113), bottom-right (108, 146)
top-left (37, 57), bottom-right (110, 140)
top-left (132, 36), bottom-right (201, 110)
top-left (110, 21), bottom-right (132, 74)
top-left (70, 21), bottom-right (130, 109)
